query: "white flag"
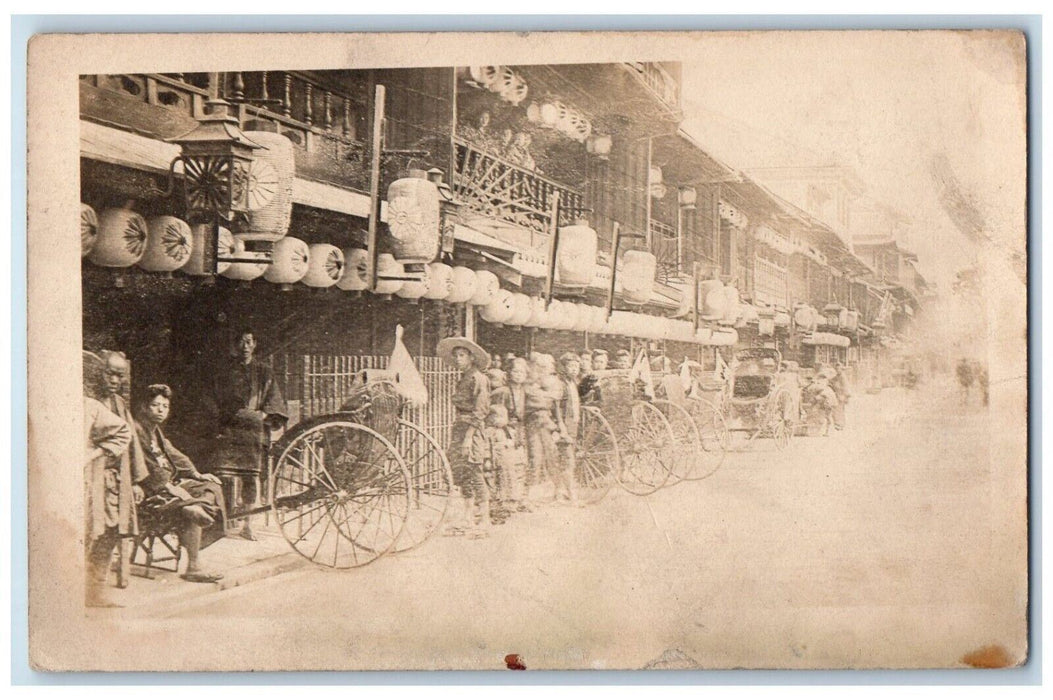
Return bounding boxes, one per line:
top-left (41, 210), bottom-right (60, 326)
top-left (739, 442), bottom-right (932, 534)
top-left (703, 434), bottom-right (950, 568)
top-left (714, 351), bottom-right (729, 382)
top-left (680, 356), bottom-right (692, 393)
top-left (628, 349), bottom-right (655, 400)
top-left (389, 325), bottom-right (428, 407)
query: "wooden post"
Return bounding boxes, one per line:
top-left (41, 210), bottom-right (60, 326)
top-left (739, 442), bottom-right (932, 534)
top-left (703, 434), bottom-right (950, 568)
top-left (366, 84), bottom-right (386, 291)
top-left (543, 192), bottom-right (561, 308)
top-left (605, 222), bottom-right (621, 320)
top-left (691, 261), bottom-right (700, 333)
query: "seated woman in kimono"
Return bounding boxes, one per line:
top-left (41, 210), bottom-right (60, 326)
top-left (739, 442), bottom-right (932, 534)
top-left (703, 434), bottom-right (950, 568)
top-left (135, 384), bottom-right (226, 583)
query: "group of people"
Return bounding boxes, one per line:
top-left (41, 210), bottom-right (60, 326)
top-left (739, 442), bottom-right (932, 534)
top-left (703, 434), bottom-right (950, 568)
top-left (83, 330), bottom-right (289, 607)
top-left (800, 362), bottom-right (852, 436)
top-left (441, 339), bottom-right (636, 538)
top-left (459, 110), bottom-right (539, 172)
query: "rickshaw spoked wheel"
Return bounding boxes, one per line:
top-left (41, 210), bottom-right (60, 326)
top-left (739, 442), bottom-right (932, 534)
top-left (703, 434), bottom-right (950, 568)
top-left (269, 418), bottom-right (411, 569)
top-left (390, 419), bottom-right (455, 553)
top-left (616, 401), bottom-right (675, 496)
top-left (574, 406), bottom-right (619, 505)
top-left (650, 399), bottom-right (703, 485)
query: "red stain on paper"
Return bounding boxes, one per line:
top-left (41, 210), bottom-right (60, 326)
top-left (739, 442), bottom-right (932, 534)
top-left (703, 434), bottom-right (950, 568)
top-left (504, 653), bottom-right (526, 670)
top-left (961, 645), bottom-right (1014, 668)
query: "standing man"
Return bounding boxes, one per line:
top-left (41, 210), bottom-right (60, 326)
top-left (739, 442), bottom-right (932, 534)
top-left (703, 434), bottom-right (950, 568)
top-left (83, 395), bottom-right (133, 607)
top-left (554, 353), bottom-right (583, 506)
top-left (439, 336), bottom-right (492, 536)
top-left (613, 349), bottom-right (632, 370)
top-left (491, 357), bottom-right (530, 513)
top-left (830, 362), bottom-right (852, 431)
top-left (205, 329), bottom-right (288, 541)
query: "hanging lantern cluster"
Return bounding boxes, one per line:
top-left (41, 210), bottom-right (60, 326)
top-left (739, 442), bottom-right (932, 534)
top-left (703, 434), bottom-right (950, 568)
top-left (718, 199), bottom-right (748, 229)
top-left (526, 100), bottom-right (592, 143)
top-left (468, 65), bottom-right (529, 106)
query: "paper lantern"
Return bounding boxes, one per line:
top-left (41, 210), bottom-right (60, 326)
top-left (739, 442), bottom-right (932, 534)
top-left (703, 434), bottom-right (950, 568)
top-left (586, 133), bottom-right (613, 157)
top-left (649, 165), bottom-right (663, 185)
top-left (423, 262), bottom-right (453, 300)
top-left (620, 250), bottom-right (657, 305)
top-left (396, 266), bottom-right (430, 300)
top-left (89, 208), bottom-right (148, 267)
top-left (240, 129), bottom-right (295, 243)
top-left (507, 293), bottom-right (533, 326)
top-left (469, 65), bottom-right (502, 87)
top-left (185, 224), bottom-right (235, 276)
top-left (469, 270), bottom-right (499, 306)
top-left (81, 203), bottom-right (98, 258)
top-left (695, 326), bottom-right (713, 344)
top-left (499, 71), bottom-right (528, 105)
top-left (302, 244), bottom-right (344, 288)
top-left (336, 248), bottom-right (369, 291)
top-left (140, 216), bottom-right (192, 272)
top-left (794, 304), bottom-right (819, 332)
top-left (559, 302), bottom-right (582, 331)
top-left (759, 317), bottom-right (776, 336)
top-left (700, 280), bottom-right (727, 321)
top-left (447, 266), bottom-right (477, 304)
top-left (526, 102), bottom-right (542, 124)
top-left (843, 310), bottom-right (860, 332)
top-left (556, 224), bottom-right (598, 287)
top-left (711, 328), bottom-right (739, 347)
top-left (721, 286), bottom-right (741, 325)
top-left (774, 311), bottom-right (792, 328)
top-left (525, 297), bottom-right (548, 327)
top-left (738, 304), bottom-right (759, 327)
top-left (264, 237), bottom-right (310, 285)
top-left (540, 101), bottom-right (565, 128)
top-left (372, 254), bottom-right (404, 296)
top-left (220, 237), bottom-right (268, 281)
top-left (479, 288), bottom-right (515, 324)
top-left (384, 176), bottom-right (441, 264)
top-left (678, 187), bottom-right (697, 210)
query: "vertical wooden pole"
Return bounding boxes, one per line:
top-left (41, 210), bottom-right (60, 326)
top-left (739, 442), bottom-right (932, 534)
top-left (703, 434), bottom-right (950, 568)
top-left (606, 222), bottom-right (621, 320)
top-left (544, 192), bottom-right (561, 308)
top-left (367, 84), bottom-right (386, 291)
top-left (691, 261), bottom-right (700, 333)
top-left (645, 137), bottom-right (654, 249)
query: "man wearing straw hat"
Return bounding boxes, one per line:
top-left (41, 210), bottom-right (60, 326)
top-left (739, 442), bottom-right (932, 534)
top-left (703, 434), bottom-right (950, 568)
top-left (438, 336), bottom-right (492, 537)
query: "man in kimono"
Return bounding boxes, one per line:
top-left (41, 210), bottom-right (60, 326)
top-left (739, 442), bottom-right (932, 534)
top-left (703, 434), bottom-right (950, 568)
top-left (205, 329), bottom-right (288, 541)
top-left (83, 395), bottom-right (132, 607)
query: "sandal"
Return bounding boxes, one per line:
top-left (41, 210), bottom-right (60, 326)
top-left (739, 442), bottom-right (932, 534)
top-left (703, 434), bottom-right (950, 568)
top-left (181, 571), bottom-right (224, 583)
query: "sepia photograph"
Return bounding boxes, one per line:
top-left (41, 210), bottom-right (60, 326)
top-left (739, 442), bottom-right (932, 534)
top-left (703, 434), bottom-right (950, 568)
top-left (25, 28), bottom-right (1029, 672)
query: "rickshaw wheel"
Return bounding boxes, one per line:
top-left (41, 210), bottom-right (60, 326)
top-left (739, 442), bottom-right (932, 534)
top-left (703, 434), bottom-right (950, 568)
top-left (617, 401), bottom-right (675, 496)
top-left (391, 419), bottom-right (455, 553)
top-left (651, 399), bottom-right (703, 485)
top-left (269, 418), bottom-right (411, 569)
top-left (770, 390), bottom-right (795, 451)
top-left (575, 406), bottom-right (619, 504)
top-left (684, 398), bottom-right (730, 479)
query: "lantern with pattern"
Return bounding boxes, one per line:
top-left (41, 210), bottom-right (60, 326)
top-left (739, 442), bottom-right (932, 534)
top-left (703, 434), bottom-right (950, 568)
top-left (372, 254), bottom-right (405, 296)
top-left (302, 244), bottom-right (344, 288)
top-left (139, 216), bottom-right (192, 272)
top-left (469, 270), bottom-right (500, 306)
top-left (81, 203), bottom-right (98, 258)
top-left (385, 175), bottom-right (441, 265)
top-left (447, 266), bottom-right (477, 304)
top-left (187, 224), bottom-right (235, 276)
top-left (89, 208), bottom-right (148, 268)
top-left (396, 266), bottom-right (431, 301)
top-left (556, 223), bottom-right (598, 287)
top-left (337, 248), bottom-right (370, 291)
top-left (239, 128), bottom-right (295, 245)
top-left (264, 237), bottom-right (310, 286)
top-left (423, 262), bottom-right (454, 300)
top-left (479, 288), bottom-right (516, 324)
top-left (219, 237), bottom-right (268, 281)
top-left (620, 250), bottom-right (657, 305)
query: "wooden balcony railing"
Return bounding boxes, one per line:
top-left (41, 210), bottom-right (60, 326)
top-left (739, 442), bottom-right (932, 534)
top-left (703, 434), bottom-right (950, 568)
top-left (452, 138), bottom-right (587, 234)
top-left (649, 219), bottom-right (682, 284)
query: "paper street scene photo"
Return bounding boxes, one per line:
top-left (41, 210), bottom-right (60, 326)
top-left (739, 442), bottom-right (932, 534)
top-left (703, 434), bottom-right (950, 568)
top-left (31, 30), bottom-right (1027, 671)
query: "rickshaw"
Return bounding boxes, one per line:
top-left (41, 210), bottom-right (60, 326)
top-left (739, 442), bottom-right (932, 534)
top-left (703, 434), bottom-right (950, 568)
top-left (723, 347), bottom-right (800, 451)
top-left (657, 366), bottom-right (729, 481)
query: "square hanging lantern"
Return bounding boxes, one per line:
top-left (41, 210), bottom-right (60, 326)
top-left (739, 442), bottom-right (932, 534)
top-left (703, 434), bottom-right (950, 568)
top-left (167, 99), bottom-right (264, 221)
top-left (678, 186), bottom-right (697, 210)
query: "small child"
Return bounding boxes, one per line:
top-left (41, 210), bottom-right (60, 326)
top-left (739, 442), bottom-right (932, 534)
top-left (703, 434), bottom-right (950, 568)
top-left (484, 402), bottom-right (514, 525)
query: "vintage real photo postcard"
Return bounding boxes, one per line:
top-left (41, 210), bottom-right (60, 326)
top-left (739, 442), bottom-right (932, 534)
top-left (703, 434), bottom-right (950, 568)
top-left (26, 29), bottom-right (1028, 671)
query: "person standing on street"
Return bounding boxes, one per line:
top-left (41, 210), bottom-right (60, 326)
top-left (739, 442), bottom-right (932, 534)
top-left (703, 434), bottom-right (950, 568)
top-left (830, 362), bottom-right (851, 431)
top-left (523, 353), bottom-right (562, 505)
top-left (439, 336), bottom-right (492, 537)
top-left (554, 353), bottom-right (583, 506)
top-left (491, 357), bottom-right (530, 513)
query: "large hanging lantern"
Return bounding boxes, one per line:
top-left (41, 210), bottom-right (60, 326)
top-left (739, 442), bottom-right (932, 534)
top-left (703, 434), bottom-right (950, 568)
top-left (843, 310), bottom-right (860, 332)
top-left (337, 248), bottom-right (369, 291)
top-left (89, 208), bottom-right (148, 268)
top-left (139, 215), bottom-right (192, 272)
top-left (385, 174), bottom-right (441, 265)
top-left (219, 237), bottom-right (268, 281)
top-left (238, 128), bottom-right (294, 246)
top-left (469, 65), bottom-right (502, 87)
top-left (479, 288), bottom-right (515, 324)
top-left (396, 266), bottom-right (431, 301)
top-left (678, 187), bottom-right (697, 210)
top-left (81, 203), bottom-right (98, 258)
top-left (738, 303), bottom-right (759, 327)
top-left (525, 297), bottom-right (548, 327)
top-left (649, 165), bottom-right (663, 185)
top-left (186, 224), bottom-right (235, 276)
top-left (556, 223), bottom-right (598, 287)
top-left (302, 244), bottom-right (344, 288)
top-left (372, 254), bottom-right (405, 296)
top-left (507, 293), bottom-right (533, 326)
top-left (558, 302), bottom-right (582, 331)
top-left (620, 250), bottom-right (657, 305)
top-left (774, 311), bottom-right (792, 328)
top-left (700, 279), bottom-right (727, 320)
top-left (721, 286), bottom-right (741, 326)
top-left (585, 133), bottom-right (613, 159)
top-left (447, 266), bottom-right (477, 304)
top-left (168, 99), bottom-right (262, 221)
top-left (794, 304), bottom-right (819, 332)
top-left (469, 270), bottom-right (499, 306)
top-left (540, 300), bottom-right (567, 330)
top-left (264, 237), bottom-right (310, 286)
top-left (423, 261), bottom-right (453, 300)
top-left (540, 101), bottom-right (565, 129)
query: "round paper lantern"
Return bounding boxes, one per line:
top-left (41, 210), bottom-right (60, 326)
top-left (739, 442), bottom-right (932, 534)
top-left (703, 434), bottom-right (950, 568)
top-left (620, 250), bottom-right (657, 305)
top-left (649, 165), bottom-right (663, 185)
top-left (557, 224), bottom-right (598, 287)
top-left (241, 129), bottom-right (295, 243)
top-left (721, 286), bottom-right (741, 325)
top-left (303, 244), bottom-right (344, 288)
top-left (139, 216), bottom-right (192, 272)
top-left (774, 311), bottom-right (792, 328)
top-left (220, 238), bottom-right (268, 281)
top-left (447, 266), bottom-right (477, 304)
top-left (469, 270), bottom-right (499, 306)
top-left (337, 248), bottom-right (369, 291)
top-left (479, 288), bottom-right (515, 324)
top-left (469, 65), bottom-right (501, 87)
top-left (396, 266), bottom-right (431, 300)
top-left (184, 224), bottom-right (235, 276)
top-left (739, 304), bottom-right (759, 326)
top-left (385, 176), bottom-right (441, 264)
top-left (423, 261), bottom-right (453, 300)
top-left (587, 305), bottom-right (608, 333)
top-left (373, 254), bottom-right (405, 296)
top-left (699, 279), bottom-right (726, 320)
top-left (559, 302), bottom-right (582, 331)
top-left (505, 293), bottom-right (531, 326)
top-left (843, 310), bottom-right (860, 332)
top-left (526, 102), bottom-right (542, 124)
top-left (81, 203), bottom-right (98, 258)
top-left (540, 101), bottom-right (565, 128)
top-left (758, 317), bottom-right (776, 336)
top-left (695, 326), bottom-right (713, 344)
top-left (794, 304), bottom-right (819, 332)
top-left (89, 208), bottom-right (148, 267)
top-left (525, 296), bottom-right (547, 327)
top-left (264, 237), bottom-right (310, 285)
